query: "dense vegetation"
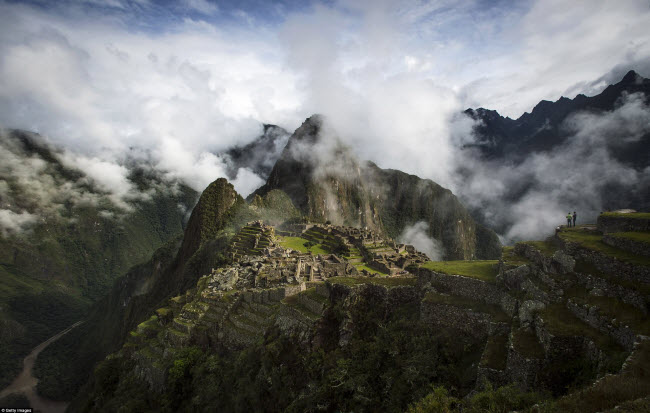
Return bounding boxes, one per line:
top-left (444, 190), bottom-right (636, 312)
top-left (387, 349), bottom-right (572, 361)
top-left (33, 181), bottom-right (300, 401)
top-left (0, 130), bottom-right (199, 391)
top-left (77, 300), bottom-right (486, 412)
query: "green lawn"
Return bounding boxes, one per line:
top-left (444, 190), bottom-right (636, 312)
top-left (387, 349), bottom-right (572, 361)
top-left (501, 246), bottom-right (532, 266)
top-left (328, 276), bottom-right (417, 287)
top-left (354, 263), bottom-right (389, 276)
top-left (521, 240), bottom-right (558, 257)
top-left (601, 212), bottom-right (650, 219)
top-left (421, 260), bottom-right (499, 283)
top-left (609, 232), bottom-right (650, 245)
top-left (557, 228), bottom-right (650, 266)
top-left (277, 236), bottom-right (329, 255)
top-left (422, 292), bottom-right (511, 322)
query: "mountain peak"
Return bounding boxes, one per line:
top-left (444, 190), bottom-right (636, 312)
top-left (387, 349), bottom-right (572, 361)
top-left (621, 70), bottom-right (640, 84)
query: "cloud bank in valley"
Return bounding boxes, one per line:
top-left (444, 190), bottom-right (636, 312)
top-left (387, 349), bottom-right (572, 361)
top-left (0, 0), bottom-right (649, 240)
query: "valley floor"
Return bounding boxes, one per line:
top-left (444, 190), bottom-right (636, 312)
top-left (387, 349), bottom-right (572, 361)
top-left (0, 321), bottom-right (83, 413)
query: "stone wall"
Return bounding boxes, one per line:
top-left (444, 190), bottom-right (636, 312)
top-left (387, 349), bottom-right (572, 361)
top-left (603, 234), bottom-right (650, 257)
top-left (571, 270), bottom-right (648, 314)
top-left (597, 214), bottom-right (650, 233)
top-left (298, 292), bottom-right (326, 315)
top-left (476, 366), bottom-right (509, 390)
top-left (557, 238), bottom-right (650, 284)
top-left (566, 299), bottom-right (637, 351)
top-left (505, 343), bottom-right (543, 391)
top-left (534, 315), bottom-right (602, 366)
top-left (514, 243), bottom-right (575, 274)
top-left (420, 301), bottom-right (491, 338)
top-left (418, 268), bottom-right (517, 316)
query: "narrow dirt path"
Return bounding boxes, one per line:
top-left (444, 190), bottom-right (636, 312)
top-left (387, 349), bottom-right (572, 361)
top-left (0, 321), bottom-right (84, 413)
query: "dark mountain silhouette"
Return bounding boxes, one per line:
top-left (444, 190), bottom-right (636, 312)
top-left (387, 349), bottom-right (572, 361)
top-left (465, 70), bottom-right (650, 169)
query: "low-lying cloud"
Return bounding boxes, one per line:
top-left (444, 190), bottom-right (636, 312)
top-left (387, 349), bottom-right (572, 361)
top-left (455, 93), bottom-right (650, 243)
top-left (398, 221), bottom-right (444, 261)
top-left (0, 1), bottom-right (649, 243)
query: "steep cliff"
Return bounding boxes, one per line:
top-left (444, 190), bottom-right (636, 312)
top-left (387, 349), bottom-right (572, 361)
top-left (35, 179), bottom-right (297, 400)
top-left (252, 115), bottom-right (501, 260)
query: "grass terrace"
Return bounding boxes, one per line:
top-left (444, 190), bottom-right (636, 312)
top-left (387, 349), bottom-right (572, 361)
top-left (277, 236), bottom-right (329, 255)
top-left (354, 263), bottom-right (389, 276)
top-left (328, 276), bottom-right (417, 288)
top-left (421, 260), bottom-right (499, 283)
top-left (601, 212), bottom-right (650, 219)
top-left (501, 246), bottom-right (532, 266)
top-left (558, 227), bottom-right (650, 266)
top-left (303, 287), bottom-right (329, 304)
top-left (522, 240), bottom-right (558, 257)
top-left (281, 294), bottom-right (321, 320)
top-left (540, 303), bottom-right (626, 359)
top-left (422, 292), bottom-right (511, 322)
top-left (572, 295), bottom-right (650, 335)
top-left (573, 260), bottom-right (650, 295)
top-left (609, 231), bottom-right (650, 245)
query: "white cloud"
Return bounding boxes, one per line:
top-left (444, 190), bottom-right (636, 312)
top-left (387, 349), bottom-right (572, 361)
top-left (455, 93), bottom-right (650, 242)
top-left (0, 209), bottom-right (38, 236)
top-left (0, 0), bottom-right (648, 241)
top-left (398, 221), bottom-right (444, 261)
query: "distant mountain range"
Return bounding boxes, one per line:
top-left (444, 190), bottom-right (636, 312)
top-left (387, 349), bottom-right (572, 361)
top-left (464, 70), bottom-right (649, 168)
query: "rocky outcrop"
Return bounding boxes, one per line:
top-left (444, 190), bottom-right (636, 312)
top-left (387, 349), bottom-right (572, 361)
top-left (514, 243), bottom-right (574, 275)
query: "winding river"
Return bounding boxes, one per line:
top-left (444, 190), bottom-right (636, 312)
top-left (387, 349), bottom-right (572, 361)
top-left (0, 321), bottom-right (83, 413)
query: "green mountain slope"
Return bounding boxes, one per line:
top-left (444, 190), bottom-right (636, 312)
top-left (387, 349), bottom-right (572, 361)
top-left (0, 130), bottom-right (198, 390)
top-left (36, 180), bottom-right (299, 400)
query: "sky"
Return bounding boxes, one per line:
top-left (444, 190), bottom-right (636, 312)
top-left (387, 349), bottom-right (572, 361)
top-left (1, 0), bottom-right (650, 241)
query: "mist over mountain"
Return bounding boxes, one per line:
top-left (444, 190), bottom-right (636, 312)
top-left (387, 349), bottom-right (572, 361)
top-left (252, 115), bottom-right (501, 260)
top-left (0, 129), bottom-right (199, 393)
top-left (455, 70), bottom-right (650, 242)
top-left (223, 124), bottom-right (290, 181)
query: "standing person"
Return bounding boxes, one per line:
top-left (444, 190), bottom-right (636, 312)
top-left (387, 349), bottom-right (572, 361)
top-left (566, 212), bottom-right (572, 227)
top-left (573, 211), bottom-right (577, 227)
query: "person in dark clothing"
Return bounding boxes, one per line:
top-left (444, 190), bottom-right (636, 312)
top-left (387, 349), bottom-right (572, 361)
top-left (566, 212), bottom-right (572, 227)
top-left (573, 211), bottom-right (577, 227)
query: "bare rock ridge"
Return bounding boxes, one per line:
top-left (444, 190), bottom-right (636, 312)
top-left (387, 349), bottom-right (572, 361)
top-left (252, 115), bottom-right (501, 260)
